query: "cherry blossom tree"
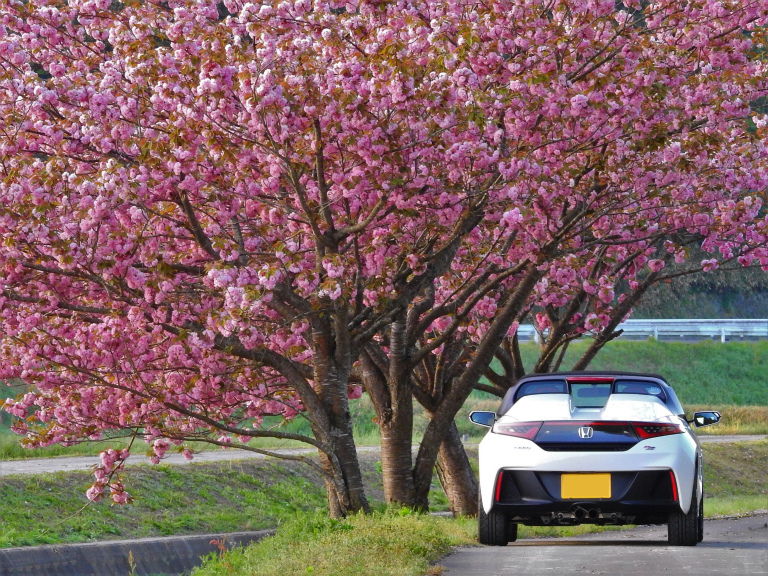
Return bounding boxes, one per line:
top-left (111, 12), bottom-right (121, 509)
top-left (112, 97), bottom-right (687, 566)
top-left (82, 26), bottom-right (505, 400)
top-left (0, 0), bottom-right (500, 514)
top-left (2, 0), bottom-right (768, 517)
top-left (350, 0), bottom-right (768, 510)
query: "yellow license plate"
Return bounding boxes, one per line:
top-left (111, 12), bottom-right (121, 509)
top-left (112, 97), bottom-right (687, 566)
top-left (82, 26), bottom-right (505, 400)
top-left (561, 473), bottom-right (611, 499)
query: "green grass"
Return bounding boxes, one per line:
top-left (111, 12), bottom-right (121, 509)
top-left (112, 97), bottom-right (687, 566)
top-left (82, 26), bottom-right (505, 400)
top-left (191, 509), bottom-right (476, 576)
top-left (0, 459), bottom-right (332, 548)
top-left (705, 496), bottom-right (768, 516)
top-left (701, 440), bottom-right (768, 518)
top-left (702, 440), bottom-right (768, 497)
top-left (512, 339), bottom-right (768, 405)
top-left (1, 340), bottom-right (765, 576)
top-left (0, 430), bottom-right (135, 460)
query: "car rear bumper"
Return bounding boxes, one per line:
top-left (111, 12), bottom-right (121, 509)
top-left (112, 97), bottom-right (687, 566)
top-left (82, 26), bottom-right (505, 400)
top-left (490, 468), bottom-right (680, 525)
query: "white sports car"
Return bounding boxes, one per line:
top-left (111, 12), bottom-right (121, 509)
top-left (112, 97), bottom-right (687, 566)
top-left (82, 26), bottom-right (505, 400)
top-left (470, 372), bottom-right (721, 546)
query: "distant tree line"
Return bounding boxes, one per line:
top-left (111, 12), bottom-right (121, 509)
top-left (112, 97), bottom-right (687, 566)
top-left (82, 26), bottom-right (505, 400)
top-left (633, 250), bottom-right (768, 319)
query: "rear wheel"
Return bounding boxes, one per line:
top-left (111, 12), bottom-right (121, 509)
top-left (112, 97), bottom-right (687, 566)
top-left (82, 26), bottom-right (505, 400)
top-left (668, 477), bottom-right (699, 546)
top-left (478, 490), bottom-right (516, 545)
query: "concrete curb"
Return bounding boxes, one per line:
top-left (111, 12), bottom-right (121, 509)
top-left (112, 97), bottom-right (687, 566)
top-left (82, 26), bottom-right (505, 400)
top-left (0, 530), bottom-right (271, 576)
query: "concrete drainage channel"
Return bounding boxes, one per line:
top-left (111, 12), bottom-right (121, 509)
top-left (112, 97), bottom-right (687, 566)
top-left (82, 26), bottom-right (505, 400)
top-left (0, 530), bottom-right (271, 576)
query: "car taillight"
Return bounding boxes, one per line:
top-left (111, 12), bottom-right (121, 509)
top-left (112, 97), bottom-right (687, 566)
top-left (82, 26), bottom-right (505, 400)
top-left (494, 421), bottom-right (542, 440)
top-left (633, 422), bottom-right (685, 439)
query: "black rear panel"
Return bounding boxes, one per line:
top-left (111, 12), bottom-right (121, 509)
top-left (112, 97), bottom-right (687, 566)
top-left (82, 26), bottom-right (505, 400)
top-left (534, 421), bottom-right (639, 452)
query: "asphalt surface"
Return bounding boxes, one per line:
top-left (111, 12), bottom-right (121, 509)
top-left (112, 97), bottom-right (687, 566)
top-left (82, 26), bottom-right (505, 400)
top-left (1, 436), bottom-right (764, 477)
top-left (440, 514), bottom-right (768, 576)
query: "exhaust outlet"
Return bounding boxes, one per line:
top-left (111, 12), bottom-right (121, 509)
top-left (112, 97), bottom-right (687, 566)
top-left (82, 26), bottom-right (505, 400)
top-left (587, 508), bottom-right (600, 520)
top-left (573, 507), bottom-right (586, 520)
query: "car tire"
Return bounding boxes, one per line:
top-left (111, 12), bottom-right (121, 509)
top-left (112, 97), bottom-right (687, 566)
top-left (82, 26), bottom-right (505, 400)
top-left (668, 478), bottom-right (699, 546)
top-left (508, 522), bottom-right (518, 543)
top-left (697, 492), bottom-right (704, 543)
top-left (478, 490), bottom-right (512, 546)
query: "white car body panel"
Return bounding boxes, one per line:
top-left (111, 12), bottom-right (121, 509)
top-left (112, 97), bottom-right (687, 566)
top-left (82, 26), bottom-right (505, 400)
top-left (478, 394), bottom-right (699, 515)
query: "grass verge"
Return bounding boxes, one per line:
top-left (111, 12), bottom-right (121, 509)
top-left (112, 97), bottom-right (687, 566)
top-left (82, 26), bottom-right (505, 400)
top-left (705, 496), bottom-right (768, 517)
top-left (0, 459), bottom-right (332, 548)
top-left (702, 440), bottom-right (768, 497)
top-left (192, 509), bottom-right (476, 576)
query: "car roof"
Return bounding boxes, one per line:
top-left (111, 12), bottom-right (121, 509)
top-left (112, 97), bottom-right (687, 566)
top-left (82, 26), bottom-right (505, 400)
top-left (497, 371), bottom-right (684, 417)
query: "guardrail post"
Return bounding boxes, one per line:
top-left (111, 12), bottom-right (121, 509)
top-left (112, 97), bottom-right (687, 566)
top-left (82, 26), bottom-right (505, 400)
top-left (721, 327), bottom-right (726, 343)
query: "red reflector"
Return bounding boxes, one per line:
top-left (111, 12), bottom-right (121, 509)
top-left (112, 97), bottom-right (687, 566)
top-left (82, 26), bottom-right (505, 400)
top-left (495, 471), bottom-right (504, 502)
top-left (669, 471), bottom-right (678, 502)
top-left (633, 422), bottom-right (685, 439)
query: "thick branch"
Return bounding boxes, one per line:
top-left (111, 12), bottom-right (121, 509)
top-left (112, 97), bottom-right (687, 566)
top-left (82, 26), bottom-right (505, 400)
top-left (177, 192), bottom-right (221, 260)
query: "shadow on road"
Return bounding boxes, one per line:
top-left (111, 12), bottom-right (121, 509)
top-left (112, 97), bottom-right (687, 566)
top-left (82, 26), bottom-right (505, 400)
top-left (509, 538), bottom-right (768, 550)
top-left (510, 539), bottom-right (765, 550)
top-left (509, 540), bottom-right (669, 547)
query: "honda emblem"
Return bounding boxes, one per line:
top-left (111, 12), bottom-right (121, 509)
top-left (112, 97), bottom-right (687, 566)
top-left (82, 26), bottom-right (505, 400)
top-left (578, 426), bottom-right (594, 439)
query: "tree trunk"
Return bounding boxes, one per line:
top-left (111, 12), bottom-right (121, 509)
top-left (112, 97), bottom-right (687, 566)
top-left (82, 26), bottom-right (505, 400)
top-left (311, 410), bottom-right (370, 517)
top-left (332, 423), bottom-right (371, 515)
top-left (380, 317), bottom-right (417, 506)
top-left (361, 323), bottom-right (419, 508)
top-left (435, 421), bottom-right (478, 516)
top-left (311, 342), bottom-right (370, 515)
top-left (318, 451), bottom-right (346, 518)
top-left (412, 265), bottom-right (543, 507)
top-left (379, 416), bottom-right (416, 506)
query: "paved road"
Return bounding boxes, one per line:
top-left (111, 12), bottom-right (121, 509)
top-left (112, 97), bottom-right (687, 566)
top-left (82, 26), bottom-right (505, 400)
top-left (1, 435), bottom-right (764, 477)
top-left (440, 514), bottom-right (768, 576)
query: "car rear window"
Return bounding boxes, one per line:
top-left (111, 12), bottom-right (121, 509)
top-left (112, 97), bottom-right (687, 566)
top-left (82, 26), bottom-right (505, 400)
top-left (570, 382), bottom-right (612, 408)
top-left (614, 379), bottom-right (666, 401)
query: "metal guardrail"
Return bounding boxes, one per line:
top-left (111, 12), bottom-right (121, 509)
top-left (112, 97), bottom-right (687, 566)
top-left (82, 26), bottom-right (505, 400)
top-left (517, 319), bottom-right (768, 343)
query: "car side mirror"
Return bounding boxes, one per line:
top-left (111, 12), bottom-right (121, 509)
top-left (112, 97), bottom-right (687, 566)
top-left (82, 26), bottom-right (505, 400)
top-left (691, 411), bottom-right (721, 428)
top-left (469, 411), bottom-right (496, 427)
